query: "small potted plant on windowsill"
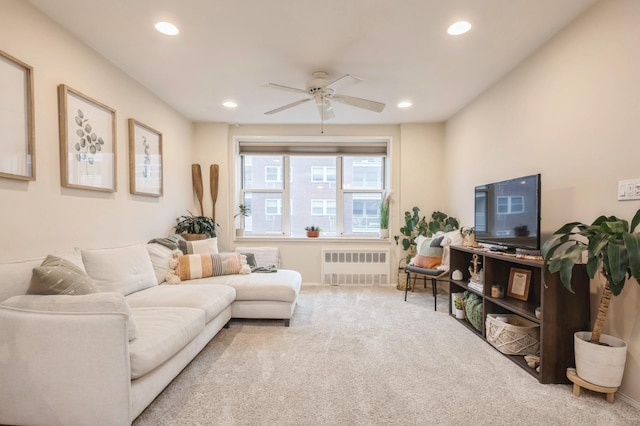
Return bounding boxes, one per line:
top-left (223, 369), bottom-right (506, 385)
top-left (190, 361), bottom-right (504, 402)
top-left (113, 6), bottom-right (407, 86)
top-left (234, 204), bottom-right (250, 237)
top-left (305, 226), bottom-right (320, 238)
top-left (379, 192), bottom-right (391, 239)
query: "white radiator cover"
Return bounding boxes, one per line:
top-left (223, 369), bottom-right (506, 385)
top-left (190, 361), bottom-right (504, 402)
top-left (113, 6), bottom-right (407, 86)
top-left (321, 249), bottom-right (390, 285)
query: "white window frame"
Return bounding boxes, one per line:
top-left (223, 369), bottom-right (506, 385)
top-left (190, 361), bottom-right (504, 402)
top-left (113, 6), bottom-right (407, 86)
top-left (235, 136), bottom-right (391, 238)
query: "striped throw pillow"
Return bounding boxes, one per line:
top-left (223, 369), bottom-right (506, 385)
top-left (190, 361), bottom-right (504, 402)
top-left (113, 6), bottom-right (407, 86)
top-left (167, 252), bottom-right (250, 283)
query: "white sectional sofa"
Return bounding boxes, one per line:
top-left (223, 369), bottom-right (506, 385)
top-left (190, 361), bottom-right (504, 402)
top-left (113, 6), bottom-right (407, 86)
top-left (0, 242), bottom-right (301, 426)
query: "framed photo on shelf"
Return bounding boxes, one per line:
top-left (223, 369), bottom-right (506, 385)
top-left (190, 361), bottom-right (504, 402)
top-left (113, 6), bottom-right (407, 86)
top-left (507, 267), bottom-right (531, 301)
top-left (0, 49), bottom-right (35, 181)
top-left (58, 84), bottom-right (116, 192)
top-left (128, 119), bottom-right (163, 197)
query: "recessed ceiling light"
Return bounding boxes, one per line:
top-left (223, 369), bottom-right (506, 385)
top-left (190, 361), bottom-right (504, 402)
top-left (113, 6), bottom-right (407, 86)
top-left (223, 101), bottom-right (238, 108)
top-left (447, 21), bottom-right (471, 36)
top-left (398, 101), bottom-right (412, 108)
top-left (155, 22), bottom-right (179, 36)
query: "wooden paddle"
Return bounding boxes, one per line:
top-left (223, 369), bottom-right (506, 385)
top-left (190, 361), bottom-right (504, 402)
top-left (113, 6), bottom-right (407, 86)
top-left (191, 164), bottom-right (204, 216)
top-left (210, 164), bottom-right (219, 221)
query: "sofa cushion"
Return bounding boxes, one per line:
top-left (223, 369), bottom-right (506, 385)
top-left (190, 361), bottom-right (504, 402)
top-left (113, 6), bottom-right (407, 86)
top-left (30, 255), bottom-right (98, 295)
top-left (415, 235), bottom-right (444, 257)
top-left (128, 307), bottom-right (205, 379)
top-left (178, 237), bottom-right (218, 255)
top-left (126, 284), bottom-right (235, 323)
top-left (188, 269), bottom-right (302, 303)
top-left (82, 244), bottom-right (157, 296)
top-left (146, 243), bottom-right (179, 285)
top-left (167, 252), bottom-right (250, 283)
top-left (1, 292), bottom-right (137, 341)
top-left (0, 258), bottom-right (44, 302)
top-left (412, 254), bottom-right (442, 269)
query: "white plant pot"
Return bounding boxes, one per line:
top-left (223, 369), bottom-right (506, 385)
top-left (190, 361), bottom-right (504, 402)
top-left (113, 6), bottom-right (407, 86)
top-left (379, 228), bottom-right (389, 239)
top-left (451, 293), bottom-right (464, 313)
top-left (574, 331), bottom-right (627, 387)
top-left (455, 309), bottom-right (465, 320)
top-left (235, 228), bottom-right (244, 237)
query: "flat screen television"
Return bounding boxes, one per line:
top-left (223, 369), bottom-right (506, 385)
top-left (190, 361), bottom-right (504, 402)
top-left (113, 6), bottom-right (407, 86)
top-left (474, 174), bottom-right (541, 252)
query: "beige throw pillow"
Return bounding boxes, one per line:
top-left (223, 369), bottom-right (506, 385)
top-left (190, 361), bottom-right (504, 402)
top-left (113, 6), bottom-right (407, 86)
top-left (30, 255), bottom-right (98, 296)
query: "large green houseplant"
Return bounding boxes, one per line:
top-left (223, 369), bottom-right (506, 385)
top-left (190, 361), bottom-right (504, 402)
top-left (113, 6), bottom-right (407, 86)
top-left (175, 211), bottom-right (219, 239)
top-left (394, 208), bottom-right (459, 263)
top-left (541, 209), bottom-right (640, 386)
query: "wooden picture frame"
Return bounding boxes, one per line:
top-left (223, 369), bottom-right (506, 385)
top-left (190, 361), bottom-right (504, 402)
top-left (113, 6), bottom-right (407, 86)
top-left (0, 49), bottom-right (35, 181)
top-left (128, 119), bottom-right (163, 197)
top-left (58, 84), bottom-right (116, 192)
top-left (507, 267), bottom-right (531, 301)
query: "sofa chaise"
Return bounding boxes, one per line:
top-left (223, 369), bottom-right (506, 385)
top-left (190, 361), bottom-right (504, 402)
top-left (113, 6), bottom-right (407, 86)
top-left (0, 242), bottom-right (301, 426)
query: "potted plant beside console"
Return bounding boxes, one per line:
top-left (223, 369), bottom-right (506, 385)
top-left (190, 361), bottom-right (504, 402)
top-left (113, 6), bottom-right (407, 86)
top-left (542, 209), bottom-right (640, 388)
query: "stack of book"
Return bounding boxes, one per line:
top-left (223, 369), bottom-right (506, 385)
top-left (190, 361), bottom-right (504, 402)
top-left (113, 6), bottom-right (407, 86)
top-left (468, 280), bottom-right (484, 293)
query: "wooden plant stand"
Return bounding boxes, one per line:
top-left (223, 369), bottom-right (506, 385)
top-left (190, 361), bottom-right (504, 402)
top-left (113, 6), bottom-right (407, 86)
top-left (567, 368), bottom-right (618, 403)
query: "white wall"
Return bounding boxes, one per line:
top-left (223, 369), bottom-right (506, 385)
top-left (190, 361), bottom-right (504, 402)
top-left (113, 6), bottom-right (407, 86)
top-left (0, 0), bottom-right (193, 261)
top-left (445, 0), bottom-right (640, 404)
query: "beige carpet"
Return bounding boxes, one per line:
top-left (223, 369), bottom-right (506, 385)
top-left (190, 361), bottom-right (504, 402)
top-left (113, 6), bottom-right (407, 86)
top-left (133, 285), bottom-right (640, 425)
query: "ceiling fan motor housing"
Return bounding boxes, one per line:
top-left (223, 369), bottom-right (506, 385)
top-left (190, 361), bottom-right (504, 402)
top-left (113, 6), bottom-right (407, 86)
top-left (306, 71), bottom-right (331, 94)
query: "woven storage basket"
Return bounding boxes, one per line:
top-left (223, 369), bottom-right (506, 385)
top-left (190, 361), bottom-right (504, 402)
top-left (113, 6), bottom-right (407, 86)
top-left (486, 314), bottom-right (540, 355)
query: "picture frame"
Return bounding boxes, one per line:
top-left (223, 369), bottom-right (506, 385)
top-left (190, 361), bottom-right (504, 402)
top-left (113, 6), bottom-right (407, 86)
top-left (0, 49), bottom-right (35, 181)
top-left (58, 84), bottom-right (116, 192)
top-left (128, 119), bottom-right (163, 197)
top-left (507, 267), bottom-right (532, 301)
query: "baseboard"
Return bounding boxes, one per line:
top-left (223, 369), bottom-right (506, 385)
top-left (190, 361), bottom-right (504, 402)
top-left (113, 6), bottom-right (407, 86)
top-left (617, 391), bottom-right (640, 409)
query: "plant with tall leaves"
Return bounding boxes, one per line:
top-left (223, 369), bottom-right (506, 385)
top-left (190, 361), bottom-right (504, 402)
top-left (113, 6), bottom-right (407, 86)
top-left (542, 209), bottom-right (640, 344)
top-left (379, 192), bottom-right (391, 230)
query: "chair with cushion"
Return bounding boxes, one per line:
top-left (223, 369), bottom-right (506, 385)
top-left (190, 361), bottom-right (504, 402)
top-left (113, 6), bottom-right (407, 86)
top-left (403, 231), bottom-right (464, 310)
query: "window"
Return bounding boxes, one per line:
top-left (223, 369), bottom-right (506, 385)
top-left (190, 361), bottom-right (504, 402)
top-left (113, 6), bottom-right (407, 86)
top-left (497, 196), bottom-right (525, 214)
top-left (236, 137), bottom-right (389, 237)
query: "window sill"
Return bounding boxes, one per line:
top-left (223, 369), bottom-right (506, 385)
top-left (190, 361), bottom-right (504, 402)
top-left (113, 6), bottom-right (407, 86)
top-left (234, 236), bottom-right (392, 244)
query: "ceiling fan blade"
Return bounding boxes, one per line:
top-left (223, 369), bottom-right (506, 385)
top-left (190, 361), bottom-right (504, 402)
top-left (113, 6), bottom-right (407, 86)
top-left (316, 98), bottom-right (335, 120)
top-left (264, 98), bottom-right (311, 115)
top-left (265, 83), bottom-right (308, 94)
top-left (326, 74), bottom-right (362, 92)
top-left (332, 94), bottom-right (385, 113)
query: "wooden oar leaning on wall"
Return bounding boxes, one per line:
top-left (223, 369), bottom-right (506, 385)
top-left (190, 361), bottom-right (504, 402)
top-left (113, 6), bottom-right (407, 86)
top-left (192, 164), bottom-right (204, 216)
top-left (210, 164), bottom-right (219, 221)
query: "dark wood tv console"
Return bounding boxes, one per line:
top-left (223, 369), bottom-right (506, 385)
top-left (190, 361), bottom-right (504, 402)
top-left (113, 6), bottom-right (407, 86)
top-left (449, 245), bottom-right (590, 384)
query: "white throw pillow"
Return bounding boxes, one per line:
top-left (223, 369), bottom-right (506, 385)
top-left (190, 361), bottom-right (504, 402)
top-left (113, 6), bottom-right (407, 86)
top-left (146, 243), bottom-right (180, 284)
top-left (82, 244), bottom-right (157, 296)
top-left (178, 237), bottom-right (219, 254)
top-left (441, 230), bottom-right (464, 247)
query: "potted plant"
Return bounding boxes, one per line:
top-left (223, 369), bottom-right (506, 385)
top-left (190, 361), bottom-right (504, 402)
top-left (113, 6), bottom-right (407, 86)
top-left (379, 192), bottom-right (391, 239)
top-left (542, 209), bottom-right (640, 387)
top-left (454, 297), bottom-right (465, 319)
top-left (305, 225), bottom-right (320, 238)
top-left (460, 226), bottom-right (480, 248)
top-left (175, 211), bottom-right (219, 240)
top-left (234, 204), bottom-right (250, 237)
top-left (394, 208), bottom-right (459, 262)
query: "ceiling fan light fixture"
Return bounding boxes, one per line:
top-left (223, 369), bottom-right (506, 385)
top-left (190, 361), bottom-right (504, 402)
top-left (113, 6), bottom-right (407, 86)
top-left (447, 21), bottom-right (471, 36)
top-left (155, 22), bottom-right (179, 36)
top-left (398, 101), bottom-right (412, 108)
top-left (223, 101), bottom-right (238, 108)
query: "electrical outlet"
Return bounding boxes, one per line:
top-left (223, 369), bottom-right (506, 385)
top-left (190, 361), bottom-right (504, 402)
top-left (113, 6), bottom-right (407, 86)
top-left (618, 179), bottom-right (640, 201)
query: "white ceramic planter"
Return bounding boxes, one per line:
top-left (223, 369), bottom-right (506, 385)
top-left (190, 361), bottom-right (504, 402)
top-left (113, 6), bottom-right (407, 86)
top-left (379, 229), bottom-right (389, 239)
top-left (235, 228), bottom-right (244, 237)
top-left (574, 331), bottom-right (627, 387)
top-left (455, 309), bottom-right (465, 320)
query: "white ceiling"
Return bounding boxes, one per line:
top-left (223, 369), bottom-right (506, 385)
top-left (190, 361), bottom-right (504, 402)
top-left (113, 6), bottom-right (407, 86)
top-left (29, 0), bottom-right (597, 125)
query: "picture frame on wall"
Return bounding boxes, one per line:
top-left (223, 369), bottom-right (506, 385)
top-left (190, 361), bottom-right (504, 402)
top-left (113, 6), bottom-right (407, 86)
top-left (128, 118), bottom-right (163, 197)
top-left (0, 49), bottom-right (35, 181)
top-left (58, 84), bottom-right (116, 192)
top-left (507, 267), bottom-right (532, 301)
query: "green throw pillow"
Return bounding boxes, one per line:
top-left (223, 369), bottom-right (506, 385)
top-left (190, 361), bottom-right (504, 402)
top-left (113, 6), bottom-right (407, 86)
top-left (30, 255), bottom-right (98, 295)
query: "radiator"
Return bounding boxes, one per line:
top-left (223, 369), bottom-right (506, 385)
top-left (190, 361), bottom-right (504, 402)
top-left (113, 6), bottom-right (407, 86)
top-left (321, 249), bottom-right (390, 285)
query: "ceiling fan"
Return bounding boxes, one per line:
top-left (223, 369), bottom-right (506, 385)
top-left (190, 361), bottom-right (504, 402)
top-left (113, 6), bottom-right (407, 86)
top-left (264, 71), bottom-right (385, 121)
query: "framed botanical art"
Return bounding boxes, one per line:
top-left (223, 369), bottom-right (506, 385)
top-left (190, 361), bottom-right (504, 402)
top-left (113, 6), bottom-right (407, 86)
top-left (0, 49), bottom-right (35, 181)
top-left (128, 119), bottom-right (163, 197)
top-left (58, 84), bottom-right (116, 192)
top-left (507, 267), bottom-right (532, 301)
